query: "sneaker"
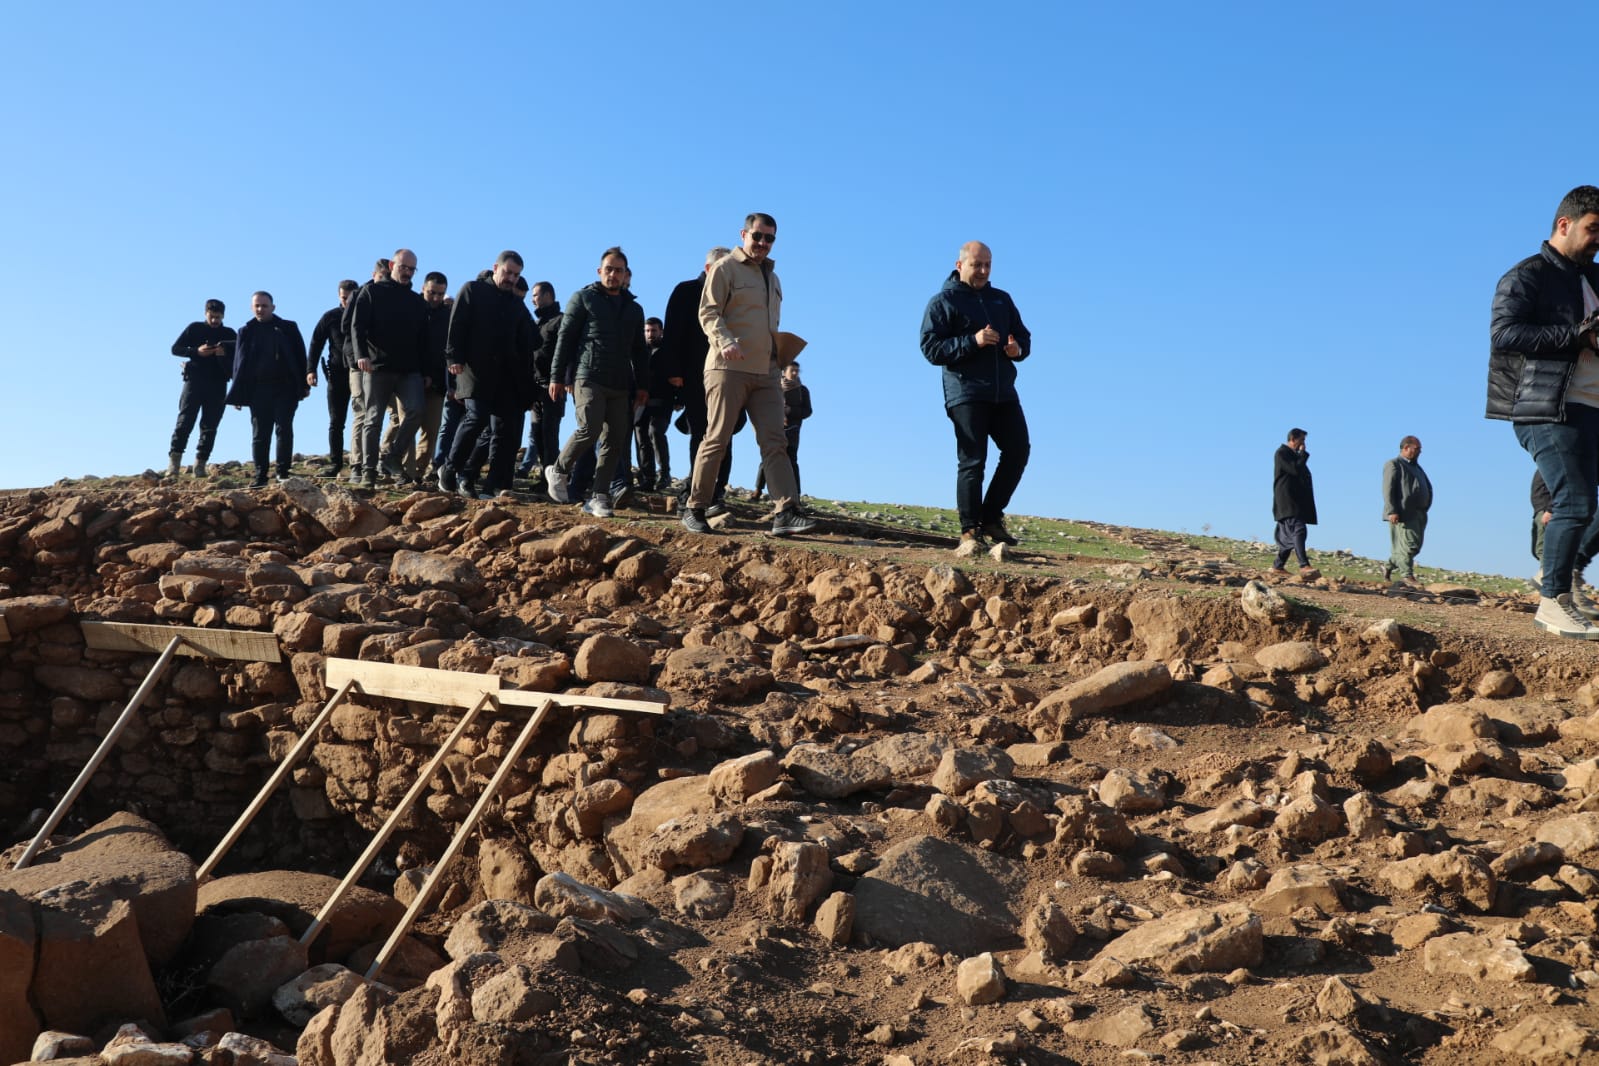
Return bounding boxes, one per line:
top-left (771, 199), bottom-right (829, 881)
top-left (458, 478), bottom-right (478, 501)
top-left (706, 501), bottom-right (728, 518)
top-left (981, 519), bottom-right (1019, 546)
top-left (681, 508), bottom-right (713, 534)
top-left (436, 464), bottom-right (458, 493)
top-left (584, 493), bottom-right (615, 518)
top-left (1535, 594), bottom-right (1599, 639)
top-left (546, 465), bottom-right (572, 504)
top-left (1572, 573), bottom-right (1599, 620)
top-left (612, 484), bottom-right (634, 510)
top-left (771, 507), bottom-right (817, 538)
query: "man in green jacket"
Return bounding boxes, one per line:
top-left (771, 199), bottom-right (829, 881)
top-left (1381, 435), bottom-right (1433, 584)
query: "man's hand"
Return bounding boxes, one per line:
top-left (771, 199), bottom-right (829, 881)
top-left (357, 357), bottom-right (372, 373)
top-left (667, 376), bottom-right (684, 387)
top-left (1386, 513), bottom-right (1399, 523)
top-left (634, 390), bottom-right (648, 410)
top-left (448, 362), bottom-right (464, 376)
top-left (722, 342), bottom-right (745, 361)
top-left (975, 326), bottom-right (1000, 348)
top-left (306, 373), bottom-right (317, 388)
top-left (198, 343), bottom-right (219, 357)
top-left (1004, 334), bottom-right (1021, 359)
top-left (548, 382), bottom-right (568, 403)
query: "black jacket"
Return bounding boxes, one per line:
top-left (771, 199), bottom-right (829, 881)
top-left (171, 321), bottom-right (237, 385)
top-left (533, 302), bottom-right (562, 386)
top-left (446, 275), bottom-right (538, 401)
top-left (550, 283), bottom-right (649, 392)
top-left (1272, 444), bottom-right (1316, 524)
top-left (308, 306), bottom-right (347, 377)
top-left (920, 272), bottom-right (1032, 409)
top-left (642, 343), bottom-right (682, 404)
top-left (350, 280), bottom-right (429, 374)
top-left (1486, 241), bottom-right (1599, 423)
top-left (663, 274), bottom-right (710, 398)
top-left (423, 302), bottom-right (450, 394)
top-left (226, 315), bottom-right (307, 406)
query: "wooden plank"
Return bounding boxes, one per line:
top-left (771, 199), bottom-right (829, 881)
top-left (326, 658), bottom-right (667, 715)
top-left (81, 621), bottom-right (281, 663)
top-left (325, 658), bottom-right (497, 708)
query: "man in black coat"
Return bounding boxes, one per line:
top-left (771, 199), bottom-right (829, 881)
top-left (1271, 428), bottom-right (1317, 575)
top-left (350, 248), bottom-right (429, 491)
top-left (518, 280), bottom-right (565, 487)
top-left (662, 246), bottom-right (732, 508)
top-left (167, 298), bottom-right (236, 478)
top-left (307, 279), bottom-right (358, 477)
top-left (226, 291), bottom-right (308, 488)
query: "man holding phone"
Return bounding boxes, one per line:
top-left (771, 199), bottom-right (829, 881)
top-left (167, 298), bottom-right (236, 478)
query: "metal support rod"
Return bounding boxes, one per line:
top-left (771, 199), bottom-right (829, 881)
top-left (14, 635), bottom-right (184, 870)
top-left (301, 691), bottom-right (494, 947)
top-left (365, 697), bottom-right (555, 981)
top-left (196, 677), bottom-right (360, 882)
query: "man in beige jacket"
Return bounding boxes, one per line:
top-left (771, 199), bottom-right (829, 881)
top-left (682, 212), bottom-right (815, 536)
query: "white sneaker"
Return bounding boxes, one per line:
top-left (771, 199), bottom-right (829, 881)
top-left (1573, 573), bottom-right (1599, 620)
top-left (1535, 594), bottom-right (1599, 639)
top-left (583, 493), bottom-right (614, 518)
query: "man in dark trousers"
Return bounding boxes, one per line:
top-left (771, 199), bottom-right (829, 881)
top-left (517, 280), bottom-right (565, 488)
top-left (1271, 428), bottom-right (1318, 576)
top-left (350, 248), bottom-right (429, 491)
top-left (167, 298), bottom-right (236, 478)
top-left (635, 316), bottom-right (682, 492)
top-left (1381, 435), bottom-right (1432, 585)
top-left (438, 251), bottom-right (538, 499)
top-left (307, 279), bottom-right (358, 477)
top-left (1488, 185), bottom-right (1599, 639)
top-left (416, 270), bottom-right (450, 482)
top-left (226, 291), bottom-right (307, 488)
top-left (545, 247), bottom-right (650, 518)
top-left (920, 240), bottom-right (1032, 548)
top-left (663, 247), bottom-right (732, 507)
top-left (341, 259), bottom-right (389, 483)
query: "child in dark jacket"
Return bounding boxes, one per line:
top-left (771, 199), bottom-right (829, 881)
top-left (754, 361), bottom-right (812, 500)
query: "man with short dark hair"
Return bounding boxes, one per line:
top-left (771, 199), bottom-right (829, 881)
top-left (665, 247), bottom-right (734, 508)
top-left (350, 248), bottom-right (429, 491)
top-left (1381, 435), bottom-right (1432, 585)
top-left (1271, 428), bottom-right (1317, 576)
top-left (517, 280), bottom-right (564, 487)
top-left (414, 270), bottom-right (450, 480)
top-left (635, 316), bottom-right (682, 492)
top-left (1488, 184), bottom-right (1599, 638)
top-left (227, 291), bottom-right (307, 489)
top-left (545, 247), bottom-right (650, 518)
top-left (307, 280), bottom-right (359, 477)
top-left (438, 251), bottom-right (538, 499)
top-left (684, 215), bottom-right (814, 537)
top-left (342, 259), bottom-right (389, 483)
top-left (167, 298), bottom-right (236, 478)
top-left (920, 240), bottom-right (1032, 548)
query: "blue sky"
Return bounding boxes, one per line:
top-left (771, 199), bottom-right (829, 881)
top-left (0, 3), bottom-right (1580, 578)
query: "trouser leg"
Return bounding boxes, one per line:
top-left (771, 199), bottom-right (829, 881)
top-left (787, 427), bottom-right (801, 496)
top-left (448, 397), bottom-right (488, 476)
top-left (347, 370), bottom-right (368, 474)
top-left (690, 371), bottom-right (750, 510)
top-left (379, 372), bottom-right (424, 477)
top-left (981, 401), bottom-right (1030, 523)
top-left (170, 381), bottom-right (202, 457)
top-left (435, 397), bottom-right (463, 468)
top-left (193, 380), bottom-right (227, 462)
top-left (946, 402), bottom-right (992, 532)
top-left (555, 383), bottom-right (604, 474)
top-left (485, 402), bottom-right (523, 493)
top-left (273, 394), bottom-right (298, 476)
top-left (746, 371), bottom-right (798, 511)
top-left (592, 387), bottom-right (632, 494)
top-left (325, 369), bottom-right (350, 466)
top-left (416, 391), bottom-right (443, 473)
top-left (1517, 410), bottom-right (1599, 600)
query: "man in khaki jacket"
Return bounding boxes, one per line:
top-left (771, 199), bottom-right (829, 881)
top-left (683, 212), bottom-right (815, 537)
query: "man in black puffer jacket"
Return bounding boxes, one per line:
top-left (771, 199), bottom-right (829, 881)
top-left (543, 247), bottom-right (650, 518)
top-left (920, 240), bottom-right (1032, 549)
top-left (1488, 185), bottom-right (1599, 639)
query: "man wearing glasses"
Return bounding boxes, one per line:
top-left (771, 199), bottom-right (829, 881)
top-left (683, 213), bottom-right (816, 537)
top-left (350, 248), bottom-right (429, 490)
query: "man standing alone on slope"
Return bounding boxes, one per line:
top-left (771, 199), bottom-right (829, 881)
top-left (1271, 428), bottom-right (1318, 577)
top-left (1381, 435), bottom-right (1432, 585)
top-left (919, 240), bottom-right (1031, 548)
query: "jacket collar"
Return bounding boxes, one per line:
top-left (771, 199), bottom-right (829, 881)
top-left (731, 247), bottom-right (775, 273)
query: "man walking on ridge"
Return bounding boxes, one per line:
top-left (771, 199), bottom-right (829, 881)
top-left (1271, 428), bottom-right (1318, 577)
top-left (1381, 435), bottom-right (1432, 585)
top-left (307, 279), bottom-right (358, 478)
top-left (1488, 185), bottom-right (1599, 639)
top-left (350, 248), bottom-right (429, 491)
top-left (919, 240), bottom-right (1032, 548)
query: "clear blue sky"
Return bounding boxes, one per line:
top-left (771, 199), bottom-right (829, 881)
top-left (0, 3), bottom-right (1581, 578)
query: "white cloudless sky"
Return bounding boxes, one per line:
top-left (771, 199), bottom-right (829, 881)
top-left (0, 1), bottom-right (1585, 578)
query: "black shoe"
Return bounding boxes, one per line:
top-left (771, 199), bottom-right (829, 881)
top-left (981, 519), bottom-right (1019, 546)
top-left (458, 478), bottom-right (477, 500)
top-left (318, 462), bottom-right (342, 478)
top-left (613, 484), bottom-right (635, 509)
top-left (437, 465), bottom-right (457, 493)
top-left (681, 508), bottom-right (714, 534)
top-left (706, 500), bottom-right (728, 518)
top-left (771, 507), bottom-right (817, 538)
top-left (251, 474), bottom-right (269, 489)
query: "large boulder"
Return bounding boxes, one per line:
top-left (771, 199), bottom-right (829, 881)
top-left (853, 836), bottom-right (1022, 956)
top-left (1030, 661), bottom-right (1172, 733)
top-left (278, 480), bottom-right (392, 538)
top-left (197, 871), bottom-right (404, 961)
top-left (1096, 903), bottom-right (1263, 973)
top-left (0, 889), bottom-right (38, 1066)
top-left (31, 883), bottom-right (165, 1032)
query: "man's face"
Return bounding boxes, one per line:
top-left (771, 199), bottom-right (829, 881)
top-left (204, 308), bottom-right (223, 327)
top-left (422, 280), bottom-right (446, 307)
top-left (958, 248), bottom-right (992, 289)
top-left (493, 259), bottom-right (522, 291)
top-left (1289, 435), bottom-right (1306, 452)
top-left (598, 255), bottom-right (627, 294)
top-left (533, 286), bottom-right (554, 310)
top-left (782, 364), bottom-right (799, 383)
top-left (391, 253), bottom-right (418, 287)
top-left (742, 221), bottom-right (776, 261)
top-left (251, 295), bottom-right (273, 322)
top-left (338, 287), bottom-right (352, 308)
top-left (1556, 213), bottom-right (1599, 263)
top-left (1402, 441), bottom-right (1421, 461)
top-left (644, 322), bottom-right (663, 346)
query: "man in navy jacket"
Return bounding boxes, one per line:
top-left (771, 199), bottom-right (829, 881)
top-left (227, 291), bottom-right (307, 488)
top-left (920, 241), bottom-right (1032, 548)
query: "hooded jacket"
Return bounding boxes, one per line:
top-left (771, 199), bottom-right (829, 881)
top-left (226, 315), bottom-right (307, 406)
top-left (1486, 241), bottom-right (1599, 423)
top-left (550, 282), bottom-right (649, 392)
top-left (920, 271), bottom-right (1032, 409)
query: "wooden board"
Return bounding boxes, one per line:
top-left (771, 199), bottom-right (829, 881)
top-left (81, 621), bottom-right (281, 662)
top-left (325, 658), bottom-right (666, 715)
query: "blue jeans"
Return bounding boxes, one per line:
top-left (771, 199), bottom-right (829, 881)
top-left (1515, 402), bottom-right (1599, 599)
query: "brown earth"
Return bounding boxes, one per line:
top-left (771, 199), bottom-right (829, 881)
top-left (4, 476), bottom-right (1599, 1066)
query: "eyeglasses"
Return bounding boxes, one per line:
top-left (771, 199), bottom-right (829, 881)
top-left (748, 231), bottom-right (776, 245)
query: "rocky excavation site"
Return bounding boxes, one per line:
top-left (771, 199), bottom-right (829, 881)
top-left (7, 477), bottom-right (1599, 1065)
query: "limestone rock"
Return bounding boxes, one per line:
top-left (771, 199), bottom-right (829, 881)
top-left (1422, 932), bottom-right (1535, 983)
top-left (208, 935), bottom-right (309, 1018)
top-left (574, 633), bottom-right (652, 683)
top-left (1031, 660), bottom-right (1172, 731)
top-left (708, 750), bottom-right (781, 804)
top-left (1255, 640), bottom-right (1326, 673)
top-left (1255, 864), bottom-right (1347, 916)
top-left (1240, 579), bottom-right (1290, 623)
top-left (932, 746), bottom-right (1014, 797)
top-left (1097, 903), bottom-right (1263, 973)
top-left (278, 480), bottom-right (392, 538)
top-left (762, 841), bottom-right (832, 922)
top-left (472, 963), bottom-right (557, 1024)
top-left (955, 952), bottom-right (1006, 1005)
top-left (197, 871), bottom-right (404, 961)
top-left (1, 890), bottom-right (38, 1065)
top-left (814, 891), bottom-right (855, 945)
top-left (1097, 768), bottom-right (1166, 813)
top-left (271, 963), bottom-right (368, 1027)
top-left (31, 883), bottom-right (164, 1034)
top-left (1491, 1015), bottom-right (1599, 1062)
top-left (1064, 1004), bottom-right (1158, 1048)
top-left (782, 743), bottom-right (891, 799)
top-left (1381, 849), bottom-right (1496, 912)
top-left (853, 835), bottom-right (1022, 956)
top-left (479, 838), bottom-right (541, 904)
top-left (443, 900), bottom-right (558, 959)
top-left (656, 645), bottom-right (773, 701)
top-left (533, 872), bottom-right (650, 923)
